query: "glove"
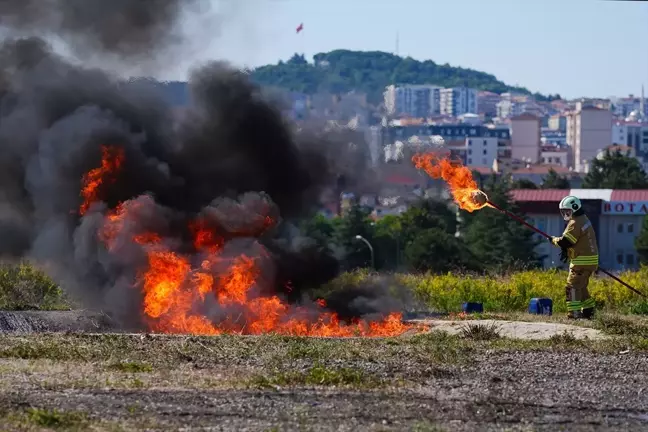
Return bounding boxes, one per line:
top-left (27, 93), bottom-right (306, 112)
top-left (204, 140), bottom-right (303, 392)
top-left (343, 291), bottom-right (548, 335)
top-left (551, 237), bottom-right (560, 247)
top-left (559, 248), bottom-right (568, 263)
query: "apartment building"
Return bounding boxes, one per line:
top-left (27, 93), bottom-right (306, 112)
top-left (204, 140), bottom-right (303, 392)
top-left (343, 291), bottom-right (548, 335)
top-left (612, 121), bottom-right (648, 156)
top-left (540, 144), bottom-right (569, 166)
top-left (383, 84), bottom-right (441, 118)
top-left (439, 87), bottom-right (478, 116)
top-left (477, 91), bottom-right (501, 117)
top-left (510, 113), bottom-right (541, 163)
top-left (565, 106), bottom-right (613, 172)
top-left (548, 114), bottom-right (567, 132)
top-left (541, 129), bottom-right (567, 146)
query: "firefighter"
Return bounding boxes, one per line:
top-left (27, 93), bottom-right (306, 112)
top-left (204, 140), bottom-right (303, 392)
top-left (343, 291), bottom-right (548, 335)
top-left (551, 195), bottom-right (598, 319)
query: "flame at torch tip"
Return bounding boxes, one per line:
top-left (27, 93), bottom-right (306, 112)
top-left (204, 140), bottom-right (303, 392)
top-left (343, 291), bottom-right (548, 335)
top-left (412, 153), bottom-right (488, 212)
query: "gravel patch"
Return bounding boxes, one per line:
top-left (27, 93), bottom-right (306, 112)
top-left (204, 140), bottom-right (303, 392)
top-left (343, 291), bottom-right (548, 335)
top-left (413, 319), bottom-right (606, 340)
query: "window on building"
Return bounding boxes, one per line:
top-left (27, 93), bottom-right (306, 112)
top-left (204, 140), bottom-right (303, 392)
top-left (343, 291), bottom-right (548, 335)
top-left (468, 140), bottom-right (472, 146)
top-left (617, 253), bottom-right (624, 264)
top-left (482, 158), bottom-right (487, 165)
top-left (468, 149), bottom-right (472, 155)
top-left (483, 149), bottom-right (487, 155)
top-left (627, 254), bottom-right (635, 266)
top-left (617, 223), bottom-right (624, 233)
top-left (468, 158), bottom-right (472, 164)
top-left (628, 223), bottom-right (634, 234)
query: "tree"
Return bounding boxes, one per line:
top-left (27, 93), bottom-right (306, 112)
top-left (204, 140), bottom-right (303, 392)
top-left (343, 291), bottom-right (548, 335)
top-left (373, 215), bottom-right (402, 270)
top-left (395, 199), bottom-right (479, 272)
top-left (511, 178), bottom-right (538, 189)
top-left (404, 228), bottom-right (474, 273)
top-left (399, 199), bottom-right (457, 242)
top-left (636, 216), bottom-right (648, 265)
top-left (461, 174), bottom-right (543, 271)
top-left (582, 150), bottom-right (648, 189)
top-left (541, 168), bottom-right (571, 189)
top-left (250, 49), bottom-right (550, 105)
top-left (333, 203), bottom-right (375, 270)
top-left (302, 213), bottom-right (336, 248)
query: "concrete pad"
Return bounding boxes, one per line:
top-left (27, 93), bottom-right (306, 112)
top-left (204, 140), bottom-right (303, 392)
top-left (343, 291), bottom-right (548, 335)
top-left (409, 319), bottom-right (606, 340)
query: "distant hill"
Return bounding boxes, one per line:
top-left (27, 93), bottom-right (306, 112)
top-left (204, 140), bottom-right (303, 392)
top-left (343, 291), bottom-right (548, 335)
top-left (249, 49), bottom-right (560, 105)
top-left (145, 49), bottom-right (560, 107)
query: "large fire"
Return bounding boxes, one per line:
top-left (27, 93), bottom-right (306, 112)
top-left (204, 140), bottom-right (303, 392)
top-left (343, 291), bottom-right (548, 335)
top-left (80, 145), bottom-right (420, 337)
top-left (79, 145), bottom-right (125, 215)
top-left (412, 152), bottom-right (489, 212)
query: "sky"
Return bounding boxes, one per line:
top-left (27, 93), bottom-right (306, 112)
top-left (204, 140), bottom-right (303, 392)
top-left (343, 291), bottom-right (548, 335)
top-left (178, 0), bottom-right (648, 100)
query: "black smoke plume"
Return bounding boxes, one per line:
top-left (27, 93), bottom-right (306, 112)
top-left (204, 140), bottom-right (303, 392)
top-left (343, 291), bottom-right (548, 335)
top-left (0, 0), bottom-right (206, 60)
top-left (0, 36), bottom-right (401, 330)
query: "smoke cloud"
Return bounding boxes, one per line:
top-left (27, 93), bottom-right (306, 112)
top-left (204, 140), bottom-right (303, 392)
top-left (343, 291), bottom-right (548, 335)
top-left (0, 34), bottom-right (400, 331)
top-left (0, 0), bottom-right (207, 60)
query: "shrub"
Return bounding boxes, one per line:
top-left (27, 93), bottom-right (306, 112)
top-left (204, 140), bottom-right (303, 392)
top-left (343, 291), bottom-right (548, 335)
top-left (349, 267), bottom-right (648, 314)
top-left (0, 261), bottom-right (68, 311)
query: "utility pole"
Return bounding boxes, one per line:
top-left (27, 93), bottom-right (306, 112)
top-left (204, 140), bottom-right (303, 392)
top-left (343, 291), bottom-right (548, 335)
top-left (354, 235), bottom-right (375, 270)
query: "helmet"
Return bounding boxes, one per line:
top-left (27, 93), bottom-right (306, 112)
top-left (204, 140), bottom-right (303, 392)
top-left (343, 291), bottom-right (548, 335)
top-left (559, 196), bottom-right (582, 221)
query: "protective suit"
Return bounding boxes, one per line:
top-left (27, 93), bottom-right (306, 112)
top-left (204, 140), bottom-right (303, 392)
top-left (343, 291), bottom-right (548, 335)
top-left (551, 196), bottom-right (598, 319)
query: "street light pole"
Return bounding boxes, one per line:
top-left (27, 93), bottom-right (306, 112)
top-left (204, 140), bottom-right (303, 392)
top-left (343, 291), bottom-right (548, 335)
top-left (355, 235), bottom-right (375, 269)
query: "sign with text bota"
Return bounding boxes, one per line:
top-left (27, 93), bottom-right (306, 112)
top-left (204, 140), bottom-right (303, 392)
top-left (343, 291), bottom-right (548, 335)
top-left (602, 201), bottom-right (648, 215)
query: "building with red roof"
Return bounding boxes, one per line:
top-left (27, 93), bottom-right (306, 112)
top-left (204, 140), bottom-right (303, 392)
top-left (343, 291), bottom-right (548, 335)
top-left (511, 188), bottom-right (648, 270)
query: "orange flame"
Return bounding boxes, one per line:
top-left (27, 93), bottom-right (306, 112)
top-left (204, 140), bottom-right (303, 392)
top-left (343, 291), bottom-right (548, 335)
top-left (94, 196), bottom-right (421, 337)
top-left (79, 146), bottom-right (125, 215)
top-left (412, 152), bottom-right (487, 212)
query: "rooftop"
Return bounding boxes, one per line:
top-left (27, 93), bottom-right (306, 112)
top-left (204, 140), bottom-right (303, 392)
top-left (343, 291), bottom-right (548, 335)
top-left (512, 165), bottom-right (572, 175)
top-left (511, 113), bottom-right (540, 121)
top-left (511, 189), bottom-right (648, 202)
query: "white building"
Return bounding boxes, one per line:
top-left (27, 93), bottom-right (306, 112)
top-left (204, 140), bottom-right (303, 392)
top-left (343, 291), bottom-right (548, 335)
top-left (466, 136), bottom-right (499, 168)
top-left (384, 84), bottom-right (442, 118)
top-left (612, 121), bottom-right (648, 155)
top-left (513, 188), bottom-right (648, 270)
top-left (510, 113), bottom-right (541, 164)
top-left (565, 106), bottom-right (613, 172)
top-left (439, 87), bottom-right (478, 116)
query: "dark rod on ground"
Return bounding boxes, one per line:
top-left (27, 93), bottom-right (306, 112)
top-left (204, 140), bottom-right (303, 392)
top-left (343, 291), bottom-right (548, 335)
top-left (486, 200), bottom-right (647, 299)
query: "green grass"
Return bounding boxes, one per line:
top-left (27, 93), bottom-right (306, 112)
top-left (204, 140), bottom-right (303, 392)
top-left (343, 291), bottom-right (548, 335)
top-left (5, 407), bottom-right (89, 430)
top-left (459, 322), bottom-right (501, 340)
top-left (0, 261), bottom-right (70, 311)
top-left (108, 361), bottom-right (154, 373)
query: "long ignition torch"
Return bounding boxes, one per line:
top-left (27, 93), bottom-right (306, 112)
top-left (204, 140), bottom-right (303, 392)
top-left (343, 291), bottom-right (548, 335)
top-left (470, 190), bottom-right (647, 298)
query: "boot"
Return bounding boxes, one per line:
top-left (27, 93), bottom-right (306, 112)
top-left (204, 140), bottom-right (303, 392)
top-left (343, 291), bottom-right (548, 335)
top-left (581, 308), bottom-right (595, 320)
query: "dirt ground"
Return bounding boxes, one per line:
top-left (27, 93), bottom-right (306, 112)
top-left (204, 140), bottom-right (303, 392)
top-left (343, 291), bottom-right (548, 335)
top-left (1, 320), bottom-right (648, 431)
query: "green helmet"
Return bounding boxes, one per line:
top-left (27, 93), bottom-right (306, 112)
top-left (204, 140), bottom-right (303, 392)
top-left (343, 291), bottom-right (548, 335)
top-left (559, 196), bottom-right (582, 221)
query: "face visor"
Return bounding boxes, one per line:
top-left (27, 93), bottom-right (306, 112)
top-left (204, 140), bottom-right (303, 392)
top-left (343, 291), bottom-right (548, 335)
top-left (560, 208), bottom-right (572, 221)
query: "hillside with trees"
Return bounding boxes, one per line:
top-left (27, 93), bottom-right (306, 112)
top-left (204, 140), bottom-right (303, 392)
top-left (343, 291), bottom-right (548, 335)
top-left (249, 50), bottom-right (559, 105)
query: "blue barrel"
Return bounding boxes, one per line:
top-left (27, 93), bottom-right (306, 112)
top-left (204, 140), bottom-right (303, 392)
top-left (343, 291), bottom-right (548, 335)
top-left (462, 302), bottom-right (484, 313)
top-left (528, 298), bottom-right (553, 315)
